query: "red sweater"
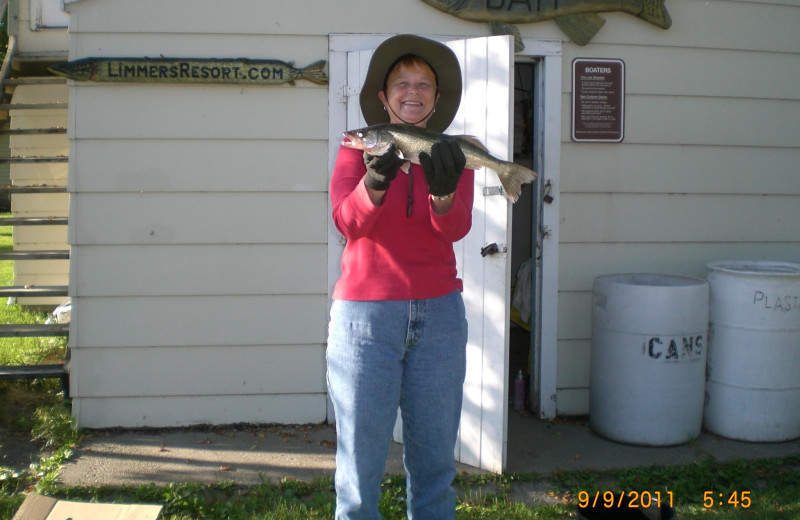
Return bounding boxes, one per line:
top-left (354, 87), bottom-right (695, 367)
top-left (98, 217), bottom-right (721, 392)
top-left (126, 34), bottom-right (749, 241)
top-left (330, 145), bottom-right (474, 301)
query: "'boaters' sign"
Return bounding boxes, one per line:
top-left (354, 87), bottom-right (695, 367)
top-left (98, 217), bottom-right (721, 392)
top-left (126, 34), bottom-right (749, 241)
top-left (49, 57), bottom-right (328, 86)
top-left (572, 58), bottom-right (625, 143)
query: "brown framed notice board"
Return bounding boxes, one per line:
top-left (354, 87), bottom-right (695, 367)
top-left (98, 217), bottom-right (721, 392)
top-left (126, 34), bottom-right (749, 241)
top-left (571, 58), bottom-right (625, 143)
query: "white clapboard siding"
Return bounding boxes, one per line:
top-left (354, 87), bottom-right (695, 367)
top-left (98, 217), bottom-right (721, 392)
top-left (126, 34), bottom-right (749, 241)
top-left (558, 292), bottom-right (593, 341)
top-left (15, 0), bottom-right (69, 54)
top-left (73, 394), bottom-right (328, 428)
top-left (65, 0), bottom-right (799, 54)
top-left (561, 144), bottom-right (800, 195)
top-left (14, 260), bottom-right (68, 275)
top-left (65, 0), bottom-right (475, 39)
top-left (561, 44), bottom-right (800, 100)
top-left (11, 193), bottom-right (69, 213)
top-left (70, 86), bottom-right (328, 140)
top-left (8, 163), bottom-right (68, 184)
top-left (558, 340), bottom-right (591, 389)
top-left (74, 295), bottom-right (327, 348)
top-left (71, 139), bottom-right (328, 193)
top-left (560, 194), bottom-right (800, 244)
top-left (559, 243), bottom-right (800, 292)
top-left (70, 345), bottom-right (326, 397)
top-left (589, 0), bottom-right (800, 53)
top-left (10, 112), bottom-right (67, 130)
top-left (10, 84), bottom-right (69, 306)
top-left (10, 136), bottom-right (68, 151)
top-left (61, 0), bottom-right (800, 425)
top-left (63, 23), bottom-right (333, 427)
top-left (73, 245), bottom-right (326, 296)
top-left (561, 95), bottom-right (800, 147)
top-left (555, 0), bottom-right (800, 414)
top-left (14, 227), bottom-right (68, 248)
top-left (71, 33), bottom-right (330, 65)
top-left (556, 389), bottom-right (589, 416)
top-left (70, 193), bottom-right (327, 245)
top-left (8, 84), bottom-right (67, 104)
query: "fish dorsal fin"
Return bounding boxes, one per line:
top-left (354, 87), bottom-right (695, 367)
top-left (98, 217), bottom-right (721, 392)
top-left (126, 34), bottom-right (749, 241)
top-left (555, 13), bottom-right (605, 46)
top-left (489, 22), bottom-right (525, 53)
top-left (453, 135), bottom-right (488, 152)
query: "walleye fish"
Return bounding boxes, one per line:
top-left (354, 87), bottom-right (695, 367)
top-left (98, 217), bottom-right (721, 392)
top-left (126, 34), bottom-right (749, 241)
top-left (421, 0), bottom-right (672, 46)
top-left (49, 57), bottom-right (328, 86)
top-left (342, 123), bottom-right (536, 202)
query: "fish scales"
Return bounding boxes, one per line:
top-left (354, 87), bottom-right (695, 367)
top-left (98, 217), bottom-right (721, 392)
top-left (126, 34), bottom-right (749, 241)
top-left (342, 123), bottom-right (536, 203)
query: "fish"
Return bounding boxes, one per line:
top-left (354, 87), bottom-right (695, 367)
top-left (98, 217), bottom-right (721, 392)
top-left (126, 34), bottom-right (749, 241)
top-left (420, 0), bottom-right (672, 46)
top-left (49, 58), bottom-right (328, 86)
top-left (342, 123), bottom-right (536, 202)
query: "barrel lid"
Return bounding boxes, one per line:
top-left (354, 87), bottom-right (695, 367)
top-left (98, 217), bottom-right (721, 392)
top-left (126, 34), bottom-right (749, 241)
top-left (707, 261), bottom-right (800, 277)
top-left (594, 273), bottom-right (707, 288)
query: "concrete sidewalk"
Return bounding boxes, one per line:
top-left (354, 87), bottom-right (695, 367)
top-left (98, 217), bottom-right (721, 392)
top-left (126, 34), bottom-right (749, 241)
top-left (57, 412), bottom-right (800, 488)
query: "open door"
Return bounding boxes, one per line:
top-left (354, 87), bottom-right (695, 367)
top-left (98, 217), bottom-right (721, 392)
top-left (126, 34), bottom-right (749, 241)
top-left (331, 35), bottom-right (515, 473)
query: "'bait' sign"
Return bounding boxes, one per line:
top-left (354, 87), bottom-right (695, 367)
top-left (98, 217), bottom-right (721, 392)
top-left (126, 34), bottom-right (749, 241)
top-left (420, 0), bottom-right (672, 46)
top-left (49, 58), bottom-right (328, 86)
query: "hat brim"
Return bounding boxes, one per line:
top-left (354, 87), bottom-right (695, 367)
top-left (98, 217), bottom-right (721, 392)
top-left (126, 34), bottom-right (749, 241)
top-left (359, 34), bottom-right (462, 133)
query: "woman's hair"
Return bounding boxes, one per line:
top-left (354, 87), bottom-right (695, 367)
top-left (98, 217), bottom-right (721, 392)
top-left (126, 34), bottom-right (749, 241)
top-left (382, 54), bottom-right (439, 92)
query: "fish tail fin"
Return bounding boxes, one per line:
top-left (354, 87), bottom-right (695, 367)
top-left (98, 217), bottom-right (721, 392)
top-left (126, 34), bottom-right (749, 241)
top-left (638, 0), bottom-right (672, 29)
top-left (299, 60), bottom-right (329, 85)
top-left (495, 162), bottom-right (537, 203)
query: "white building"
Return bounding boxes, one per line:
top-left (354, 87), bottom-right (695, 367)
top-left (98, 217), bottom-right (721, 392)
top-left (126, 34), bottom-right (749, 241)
top-left (5, 0), bottom-right (798, 472)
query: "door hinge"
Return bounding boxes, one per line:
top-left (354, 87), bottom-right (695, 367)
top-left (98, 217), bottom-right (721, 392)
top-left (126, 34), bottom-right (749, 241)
top-left (338, 84), bottom-right (358, 103)
top-left (542, 180), bottom-right (554, 204)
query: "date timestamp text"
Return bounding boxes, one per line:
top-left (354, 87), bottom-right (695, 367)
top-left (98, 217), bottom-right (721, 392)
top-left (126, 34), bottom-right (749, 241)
top-left (703, 491), bottom-right (752, 509)
top-left (578, 490), bottom-right (673, 509)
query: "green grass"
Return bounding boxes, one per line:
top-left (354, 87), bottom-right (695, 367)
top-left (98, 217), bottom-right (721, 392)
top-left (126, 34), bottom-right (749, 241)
top-left (0, 216), bottom-right (67, 365)
top-left (1, 454), bottom-right (796, 519)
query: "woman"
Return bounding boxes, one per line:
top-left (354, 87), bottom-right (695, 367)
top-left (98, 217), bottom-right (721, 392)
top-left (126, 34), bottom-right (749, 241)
top-left (328, 34), bottom-right (474, 520)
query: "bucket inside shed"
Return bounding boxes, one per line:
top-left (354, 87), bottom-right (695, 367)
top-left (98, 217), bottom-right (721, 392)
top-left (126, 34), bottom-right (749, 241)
top-left (590, 274), bottom-right (709, 446)
top-left (704, 261), bottom-right (800, 442)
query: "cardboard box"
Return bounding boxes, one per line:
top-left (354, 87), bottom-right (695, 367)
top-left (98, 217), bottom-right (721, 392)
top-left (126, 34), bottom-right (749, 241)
top-left (13, 494), bottom-right (162, 520)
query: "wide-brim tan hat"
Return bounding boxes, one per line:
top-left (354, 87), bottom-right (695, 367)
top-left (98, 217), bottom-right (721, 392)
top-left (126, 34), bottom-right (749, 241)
top-left (359, 34), bottom-right (462, 132)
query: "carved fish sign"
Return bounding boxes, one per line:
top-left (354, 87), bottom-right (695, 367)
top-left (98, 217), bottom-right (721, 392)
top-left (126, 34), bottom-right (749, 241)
top-left (49, 57), bottom-right (328, 86)
top-left (420, 0), bottom-right (672, 46)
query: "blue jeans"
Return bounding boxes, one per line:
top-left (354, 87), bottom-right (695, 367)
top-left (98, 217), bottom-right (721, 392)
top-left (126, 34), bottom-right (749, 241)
top-left (326, 291), bottom-right (468, 520)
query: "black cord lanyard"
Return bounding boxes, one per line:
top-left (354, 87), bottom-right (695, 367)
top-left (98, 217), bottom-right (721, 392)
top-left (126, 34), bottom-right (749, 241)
top-left (407, 168), bottom-right (413, 218)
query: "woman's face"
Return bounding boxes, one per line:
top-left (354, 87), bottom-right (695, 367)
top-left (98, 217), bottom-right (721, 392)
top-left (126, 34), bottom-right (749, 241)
top-left (378, 61), bottom-right (439, 128)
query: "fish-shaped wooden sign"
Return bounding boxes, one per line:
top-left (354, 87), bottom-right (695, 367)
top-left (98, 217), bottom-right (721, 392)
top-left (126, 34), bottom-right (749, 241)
top-left (49, 57), bottom-right (328, 86)
top-left (420, 0), bottom-right (672, 46)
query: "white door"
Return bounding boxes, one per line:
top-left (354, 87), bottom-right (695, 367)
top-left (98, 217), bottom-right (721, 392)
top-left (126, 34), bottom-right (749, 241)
top-left (330, 35), bottom-right (515, 473)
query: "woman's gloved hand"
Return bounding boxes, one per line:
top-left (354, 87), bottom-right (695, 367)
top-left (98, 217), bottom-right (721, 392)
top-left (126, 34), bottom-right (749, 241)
top-left (419, 140), bottom-right (466, 198)
top-left (363, 145), bottom-right (406, 191)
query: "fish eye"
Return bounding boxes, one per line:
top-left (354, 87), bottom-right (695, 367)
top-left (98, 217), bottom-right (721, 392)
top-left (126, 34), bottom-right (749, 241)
top-left (357, 132), bottom-right (364, 137)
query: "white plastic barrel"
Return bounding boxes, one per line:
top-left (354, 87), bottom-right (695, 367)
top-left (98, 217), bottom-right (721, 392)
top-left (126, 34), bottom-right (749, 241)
top-left (590, 274), bottom-right (709, 446)
top-left (704, 261), bottom-right (800, 442)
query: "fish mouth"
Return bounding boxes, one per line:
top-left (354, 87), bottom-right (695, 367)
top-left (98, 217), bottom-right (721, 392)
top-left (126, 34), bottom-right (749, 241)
top-left (341, 130), bottom-right (363, 148)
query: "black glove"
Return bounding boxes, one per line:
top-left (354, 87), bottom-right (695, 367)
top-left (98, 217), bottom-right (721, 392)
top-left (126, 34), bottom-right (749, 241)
top-left (419, 140), bottom-right (466, 198)
top-left (363, 144), bottom-right (405, 191)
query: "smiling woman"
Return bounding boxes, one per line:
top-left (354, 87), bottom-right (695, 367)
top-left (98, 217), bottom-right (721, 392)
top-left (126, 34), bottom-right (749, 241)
top-left (327, 34), bottom-right (474, 519)
top-left (378, 55), bottom-right (439, 126)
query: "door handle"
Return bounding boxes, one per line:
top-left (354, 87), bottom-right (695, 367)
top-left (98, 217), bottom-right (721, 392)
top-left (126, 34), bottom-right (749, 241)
top-left (480, 243), bottom-right (507, 257)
